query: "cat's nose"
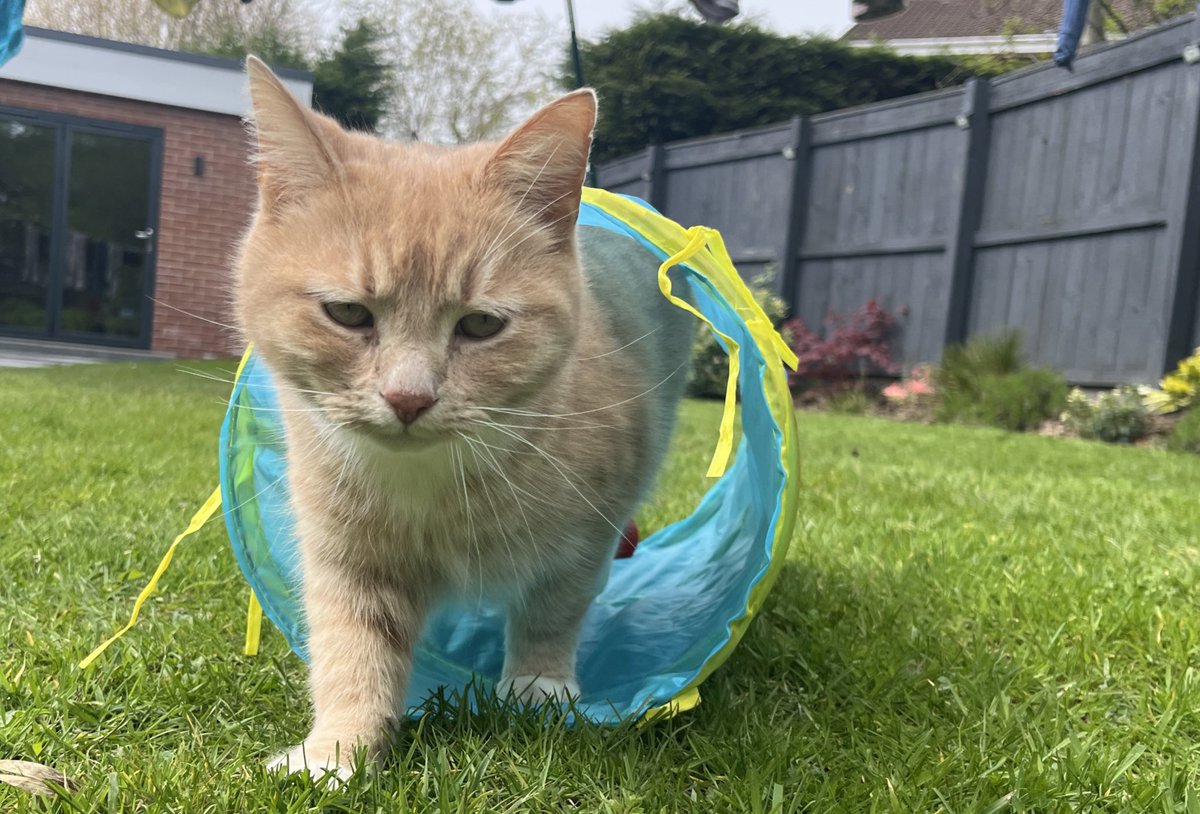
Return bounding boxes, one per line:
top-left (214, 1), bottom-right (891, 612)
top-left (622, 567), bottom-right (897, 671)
top-left (381, 389), bottom-right (438, 425)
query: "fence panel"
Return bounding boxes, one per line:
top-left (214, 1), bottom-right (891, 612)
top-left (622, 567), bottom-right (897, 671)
top-left (593, 13), bottom-right (1200, 384)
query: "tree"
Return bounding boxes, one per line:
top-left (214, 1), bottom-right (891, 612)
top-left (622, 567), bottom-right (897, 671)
top-left (577, 14), bottom-right (1011, 162)
top-left (353, 0), bottom-right (560, 144)
top-left (1102, 0), bottom-right (1192, 36)
top-left (24, 0), bottom-right (315, 69)
top-left (311, 19), bottom-right (390, 132)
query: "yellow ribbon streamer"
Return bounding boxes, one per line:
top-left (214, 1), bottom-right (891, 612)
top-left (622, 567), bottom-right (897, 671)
top-left (582, 187), bottom-right (798, 482)
top-left (79, 486), bottom-right (223, 669)
top-left (656, 226), bottom-right (742, 478)
top-left (244, 589), bottom-right (264, 656)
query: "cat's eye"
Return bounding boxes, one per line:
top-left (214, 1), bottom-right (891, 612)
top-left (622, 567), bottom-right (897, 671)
top-left (456, 312), bottom-right (506, 340)
top-left (323, 302), bottom-right (374, 329)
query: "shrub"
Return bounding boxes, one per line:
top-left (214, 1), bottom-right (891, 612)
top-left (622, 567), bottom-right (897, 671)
top-left (1061, 386), bottom-right (1151, 444)
top-left (936, 331), bottom-right (1021, 391)
top-left (783, 299), bottom-right (903, 394)
top-left (688, 275), bottom-right (787, 399)
top-left (1166, 408), bottom-right (1200, 454)
top-left (935, 332), bottom-right (1068, 431)
top-left (1061, 388), bottom-right (1094, 436)
top-left (1142, 347), bottom-right (1200, 414)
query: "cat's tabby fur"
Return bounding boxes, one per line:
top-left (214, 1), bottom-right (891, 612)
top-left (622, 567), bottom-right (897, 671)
top-left (236, 57), bottom-right (693, 777)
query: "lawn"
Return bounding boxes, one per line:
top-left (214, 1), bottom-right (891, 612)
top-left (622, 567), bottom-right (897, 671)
top-left (3, 361), bottom-right (1200, 812)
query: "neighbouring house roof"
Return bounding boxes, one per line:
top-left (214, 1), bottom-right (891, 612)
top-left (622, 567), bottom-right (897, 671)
top-left (844, 0), bottom-right (1158, 41)
top-left (0, 27), bottom-right (312, 116)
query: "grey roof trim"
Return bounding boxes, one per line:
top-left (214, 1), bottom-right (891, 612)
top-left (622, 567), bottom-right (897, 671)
top-left (23, 25), bottom-right (313, 81)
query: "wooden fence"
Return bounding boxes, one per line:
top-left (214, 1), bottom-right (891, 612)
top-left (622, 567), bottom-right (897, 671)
top-left (594, 14), bottom-right (1200, 385)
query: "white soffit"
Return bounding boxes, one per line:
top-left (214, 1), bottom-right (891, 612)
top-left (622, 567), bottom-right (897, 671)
top-left (0, 27), bottom-right (313, 116)
top-left (847, 34), bottom-right (1061, 56)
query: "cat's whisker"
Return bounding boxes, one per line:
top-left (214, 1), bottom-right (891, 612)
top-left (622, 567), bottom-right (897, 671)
top-left (457, 433), bottom-right (553, 507)
top-left (479, 142), bottom-right (564, 260)
top-left (243, 404), bottom-right (336, 415)
top-left (481, 359), bottom-right (690, 420)
top-left (279, 386), bottom-right (342, 399)
top-left (477, 419), bottom-right (620, 432)
top-left (479, 421), bottom-right (624, 539)
top-left (176, 366), bottom-right (240, 386)
top-left (481, 188), bottom-right (573, 266)
top-left (459, 437), bottom-right (525, 592)
top-left (225, 471), bottom-right (289, 516)
top-left (486, 207), bottom-right (577, 269)
top-left (323, 433), bottom-right (358, 519)
top-left (181, 366), bottom-right (341, 403)
top-left (575, 325), bottom-right (663, 361)
top-left (460, 431), bottom-right (585, 510)
top-left (150, 297), bottom-right (241, 332)
top-left (472, 406), bottom-right (605, 425)
top-left (467, 439), bottom-right (541, 570)
top-left (450, 443), bottom-right (483, 602)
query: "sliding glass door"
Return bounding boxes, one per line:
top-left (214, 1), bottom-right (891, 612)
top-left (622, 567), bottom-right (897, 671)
top-left (0, 108), bottom-right (161, 347)
top-left (0, 117), bottom-right (55, 334)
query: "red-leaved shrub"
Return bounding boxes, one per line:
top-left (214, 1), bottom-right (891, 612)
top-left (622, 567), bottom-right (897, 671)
top-left (783, 299), bottom-right (905, 392)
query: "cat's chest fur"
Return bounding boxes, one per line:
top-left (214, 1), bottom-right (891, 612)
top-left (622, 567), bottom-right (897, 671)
top-left (286, 380), bottom-right (643, 595)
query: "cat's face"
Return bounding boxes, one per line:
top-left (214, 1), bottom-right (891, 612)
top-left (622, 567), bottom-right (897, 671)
top-left (235, 59), bottom-right (596, 450)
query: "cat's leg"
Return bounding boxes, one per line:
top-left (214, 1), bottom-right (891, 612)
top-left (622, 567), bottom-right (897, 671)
top-left (499, 567), bottom-right (598, 705)
top-left (268, 565), bottom-right (426, 779)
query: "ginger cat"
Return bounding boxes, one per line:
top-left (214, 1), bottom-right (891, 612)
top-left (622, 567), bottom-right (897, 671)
top-left (236, 57), bottom-right (693, 777)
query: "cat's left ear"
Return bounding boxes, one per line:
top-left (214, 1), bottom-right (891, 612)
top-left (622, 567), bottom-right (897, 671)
top-left (246, 55), bottom-right (346, 216)
top-left (484, 89), bottom-right (597, 251)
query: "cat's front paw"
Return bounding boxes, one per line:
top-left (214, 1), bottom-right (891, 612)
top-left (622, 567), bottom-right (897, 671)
top-left (499, 674), bottom-right (580, 706)
top-left (265, 742), bottom-right (358, 782)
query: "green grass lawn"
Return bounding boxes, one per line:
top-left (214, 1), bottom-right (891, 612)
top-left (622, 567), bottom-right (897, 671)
top-left (3, 361), bottom-right (1200, 812)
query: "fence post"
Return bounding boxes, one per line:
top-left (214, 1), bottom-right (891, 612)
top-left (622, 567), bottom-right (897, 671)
top-left (778, 116), bottom-right (812, 312)
top-left (1162, 13), bottom-right (1200, 373)
top-left (642, 144), bottom-right (667, 211)
top-left (942, 78), bottom-right (992, 348)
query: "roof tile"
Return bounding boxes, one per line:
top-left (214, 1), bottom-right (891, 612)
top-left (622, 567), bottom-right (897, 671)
top-left (845, 0), bottom-right (1158, 40)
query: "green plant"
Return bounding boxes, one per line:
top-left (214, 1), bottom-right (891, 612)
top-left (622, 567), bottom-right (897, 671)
top-left (935, 332), bottom-right (1068, 431)
top-left (1062, 386), bottom-right (1151, 444)
top-left (312, 18), bottom-right (391, 132)
top-left (825, 388), bottom-right (871, 415)
top-left (1167, 408), bottom-right (1200, 454)
top-left (688, 274), bottom-right (786, 398)
top-left (1142, 347), bottom-right (1200, 414)
top-left (784, 299), bottom-right (903, 394)
top-left (1061, 388), bottom-right (1093, 434)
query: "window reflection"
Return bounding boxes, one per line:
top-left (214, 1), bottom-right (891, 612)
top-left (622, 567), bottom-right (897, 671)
top-left (62, 131), bottom-right (152, 340)
top-left (0, 117), bottom-right (55, 331)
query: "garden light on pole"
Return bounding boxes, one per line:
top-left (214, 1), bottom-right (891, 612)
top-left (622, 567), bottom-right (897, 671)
top-left (691, 0), bottom-right (740, 24)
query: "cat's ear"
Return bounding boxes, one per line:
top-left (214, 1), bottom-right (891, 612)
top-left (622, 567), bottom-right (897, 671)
top-left (245, 55), bottom-right (345, 214)
top-left (484, 89), bottom-right (597, 250)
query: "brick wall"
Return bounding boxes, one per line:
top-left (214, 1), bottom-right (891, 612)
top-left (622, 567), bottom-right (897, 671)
top-left (0, 78), bottom-right (255, 358)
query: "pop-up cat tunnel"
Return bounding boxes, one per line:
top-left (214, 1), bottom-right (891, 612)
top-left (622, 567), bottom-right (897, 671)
top-left (82, 188), bottom-right (800, 724)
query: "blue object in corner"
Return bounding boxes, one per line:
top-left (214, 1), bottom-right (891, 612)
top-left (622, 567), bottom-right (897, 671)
top-left (1055, 0), bottom-right (1091, 69)
top-left (0, 0), bottom-right (24, 68)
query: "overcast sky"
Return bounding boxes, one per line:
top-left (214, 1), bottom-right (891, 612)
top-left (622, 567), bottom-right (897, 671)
top-left (466, 0), bottom-right (853, 40)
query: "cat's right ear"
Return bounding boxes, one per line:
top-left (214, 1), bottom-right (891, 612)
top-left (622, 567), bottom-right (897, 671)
top-left (245, 55), bottom-right (345, 215)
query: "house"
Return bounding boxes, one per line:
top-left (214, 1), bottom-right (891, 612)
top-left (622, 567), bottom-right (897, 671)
top-left (0, 27), bottom-right (311, 359)
top-left (844, 0), bottom-right (1158, 56)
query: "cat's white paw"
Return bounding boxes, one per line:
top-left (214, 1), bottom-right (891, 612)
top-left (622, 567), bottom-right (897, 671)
top-left (499, 674), bottom-right (580, 705)
top-left (265, 744), bottom-right (356, 782)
